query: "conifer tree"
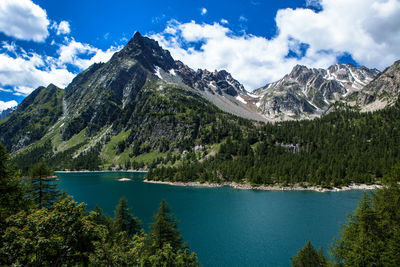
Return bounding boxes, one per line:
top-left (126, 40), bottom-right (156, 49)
top-left (29, 161), bottom-right (59, 209)
top-left (291, 241), bottom-right (328, 267)
top-left (0, 143), bottom-right (30, 263)
top-left (113, 196), bottom-right (141, 237)
top-left (331, 185), bottom-right (400, 266)
top-left (149, 199), bottom-right (184, 252)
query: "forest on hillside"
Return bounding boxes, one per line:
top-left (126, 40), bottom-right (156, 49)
top-left (148, 102), bottom-right (400, 187)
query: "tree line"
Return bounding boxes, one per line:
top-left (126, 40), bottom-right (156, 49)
top-left (148, 102), bottom-right (400, 187)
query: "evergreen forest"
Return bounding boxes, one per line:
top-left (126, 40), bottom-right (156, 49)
top-left (148, 102), bottom-right (400, 187)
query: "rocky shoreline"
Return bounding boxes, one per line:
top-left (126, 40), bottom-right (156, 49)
top-left (143, 180), bottom-right (382, 192)
top-left (55, 169), bottom-right (147, 173)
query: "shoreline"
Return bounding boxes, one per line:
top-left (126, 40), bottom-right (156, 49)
top-left (143, 180), bottom-right (382, 192)
top-left (55, 170), bottom-right (147, 173)
top-left (53, 170), bottom-right (382, 192)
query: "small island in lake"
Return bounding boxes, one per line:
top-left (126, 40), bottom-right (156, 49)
top-left (117, 177), bottom-right (132, 181)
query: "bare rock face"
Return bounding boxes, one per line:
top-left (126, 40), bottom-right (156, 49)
top-left (353, 60), bottom-right (400, 111)
top-left (253, 63), bottom-right (379, 120)
top-left (173, 61), bottom-right (246, 97)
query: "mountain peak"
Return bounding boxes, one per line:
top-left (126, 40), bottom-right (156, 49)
top-left (133, 31), bottom-right (143, 40)
top-left (118, 32), bottom-right (176, 72)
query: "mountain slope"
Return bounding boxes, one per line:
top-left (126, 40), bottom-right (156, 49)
top-left (351, 59), bottom-right (400, 111)
top-left (4, 33), bottom-right (257, 172)
top-left (0, 84), bottom-right (64, 152)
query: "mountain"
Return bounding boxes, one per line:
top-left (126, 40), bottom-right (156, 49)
top-left (252, 63), bottom-right (379, 120)
top-left (2, 32), bottom-right (257, 172)
top-left (351, 59), bottom-right (400, 111)
top-left (0, 84), bottom-right (64, 152)
top-left (1, 32), bottom-right (400, 173)
top-left (171, 61), bottom-right (265, 121)
top-left (0, 106), bottom-right (16, 120)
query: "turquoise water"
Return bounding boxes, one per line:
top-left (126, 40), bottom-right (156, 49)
top-left (57, 171), bottom-right (365, 267)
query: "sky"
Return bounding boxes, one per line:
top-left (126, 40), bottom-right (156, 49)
top-left (1, 0), bottom-right (400, 111)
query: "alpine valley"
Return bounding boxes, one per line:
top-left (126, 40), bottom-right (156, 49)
top-left (1, 32), bottom-right (400, 187)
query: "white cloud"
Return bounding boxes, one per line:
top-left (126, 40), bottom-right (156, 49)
top-left (0, 100), bottom-right (18, 111)
top-left (152, 0), bottom-right (400, 90)
top-left (0, 0), bottom-right (49, 42)
top-left (275, 0), bottom-right (400, 70)
top-left (0, 88), bottom-right (13, 93)
top-left (0, 40), bottom-right (121, 96)
top-left (200, 8), bottom-right (207, 16)
top-left (220, 19), bottom-right (229, 24)
top-left (1, 41), bottom-right (17, 53)
top-left (0, 51), bottom-right (75, 96)
top-left (57, 39), bottom-right (121, 70)
top-left (151, 21), bottom-right (336, 90)
top-left (50, 20), bottom-right (71, 35)
top-left (56, 20), bottom-right (71, 35)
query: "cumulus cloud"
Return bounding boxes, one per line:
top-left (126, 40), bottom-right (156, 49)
top-left (151, 21), bottom-right (336, 90)
top-left (0, 100), bottom-right (18, 111)
top-left (200, 8), bottom-right (207, 16)
top-left (0, 0), bottom-right (49, 42)
top-left (275, 0), bottom-right (400, 70)
top-left (52, 20), bottom-right (71, 35)
top-left (220, 19), bottom-right (229, 24)
top-left (57, 39), bottom-right (121, 70)
top-left (151, 0), bottom-right (400, 90)
top-left (0, 40), bottom-right (121, 96)
top-left (0, 51), bottom-right (75, 96)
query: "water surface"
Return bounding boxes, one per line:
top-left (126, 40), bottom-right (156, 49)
top-left (57, 171), bottom-right (364, 267)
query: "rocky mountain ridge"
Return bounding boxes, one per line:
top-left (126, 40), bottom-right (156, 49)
top-left (353, 59), bottom-right (400, 112)
top-left (252, 63), bottom-right (380, 120)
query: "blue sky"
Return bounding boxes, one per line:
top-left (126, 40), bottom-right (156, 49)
top-left (1, 0), bottom-right (400, 111)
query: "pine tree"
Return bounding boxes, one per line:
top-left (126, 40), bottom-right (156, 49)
top-left (291, 241), bottom-right (328, 267)
top-left (149, 200), bottom-right (184, 252)
top-left (92, 205), bottom-right (112, 230)
top-left (113, 196), bottom-right (141, 237)
top-left (331, 184), bottom-right (400, 266)
top-left (0, 143), bottom-right (30, 263)
top-left (29, 161), bottom-right (59, 209)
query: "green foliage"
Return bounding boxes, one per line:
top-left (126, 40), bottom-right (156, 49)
top-left (89, 231), bottom-right (137, 266)
top-left (70, 143), bottom-right (103, 171)
top-left (1, 197), bottom-right (104, 266)
top-left (29, 161), bottom-right (60, 209)
top-left (0, 144), bottom-right (30, 224)
top-left (291, 241), bottom-right (328, 267)
top-left (1, 195), bottom-right (200, 266)
top-left (113, 197), bottom-right (141, 237)
top-left (0, 143), bottom-right (31, 262)
top-left (0, 85), bottom-right (64, 152)
top-left (330, 184), bottom-right (400, 266)
top-left (149, 104), bottom-right (400, 187)
top-left (148, 199), bottom-right (184, 252)
top-left (130, 200), bottom-right (199, 267)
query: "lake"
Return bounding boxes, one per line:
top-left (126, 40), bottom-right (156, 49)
top-left (57, 171), bottom-right (365, 267)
